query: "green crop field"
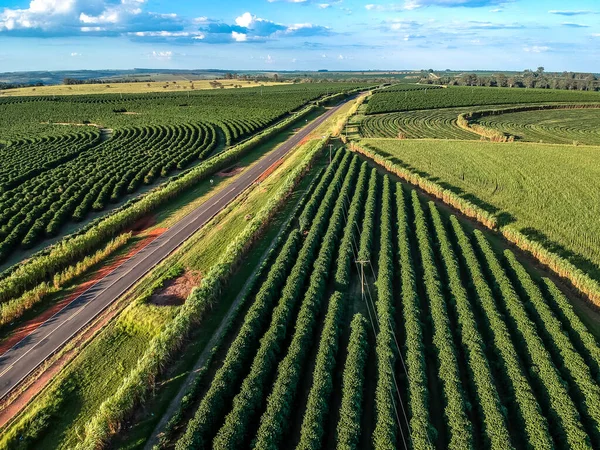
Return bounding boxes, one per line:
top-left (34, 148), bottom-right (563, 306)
top-left (360, 107), bottom-right (479, 140)
top-left (136, 147), bottom-right (600, 450)
top-left (359, 139), bottom-right (600, 282)
top-left (0, 83), bottom-right (364, 266)
top-left (366, 85), bottom-right (600, 114)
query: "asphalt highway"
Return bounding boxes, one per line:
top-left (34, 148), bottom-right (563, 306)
top-left (0, 98), bottom-right (351, 400)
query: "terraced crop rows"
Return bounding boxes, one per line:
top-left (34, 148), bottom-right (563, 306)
top-left (476, 108), bottom-right (600, 145)
top-left (360, 108), bottom-right (477, 140)
top-left (162, 147), bottom-right (600, 450)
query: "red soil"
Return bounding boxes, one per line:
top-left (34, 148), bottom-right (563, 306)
top-left (0, 226), bottom-right (167, 355)
top-left (0, 222), bottom-right (168, 427)
top-left (256, 159), bottom-right (284, 184)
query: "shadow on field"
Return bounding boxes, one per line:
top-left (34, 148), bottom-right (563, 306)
top-left (520, 227), bottom-right (600, 282)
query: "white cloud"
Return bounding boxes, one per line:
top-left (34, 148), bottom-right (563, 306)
top-left (318, 3), bottom-right (331, 8)
top-left (548, 10), bottom-right (596, 16)
top-left (231, 31), bottom-right (247, 41)
top-left (150, 50), bottom-right (173, 60)
top-left (523, 45), bottom-right (550, 53)
top-left (338, 54), bottom-right (344, 59)
top-left (235, 12), bottom-right (254, 28)
top-left (70, 51), bottom-right (81, 56)
top-left (0, 0), bottom-right (177, 35)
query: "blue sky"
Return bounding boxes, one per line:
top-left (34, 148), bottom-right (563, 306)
top-left (0, 0), bottom-right (598, 72)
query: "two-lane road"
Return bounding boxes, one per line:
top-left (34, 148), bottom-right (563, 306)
top-left (0, 98), bottom-right (352, 400)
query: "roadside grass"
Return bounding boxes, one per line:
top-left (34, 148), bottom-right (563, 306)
top-left (0, 80), bottom-right (289, 97)
top-left (112, 156), bottom-right (326, 450)
top-left (0, 135), bottom-right (328, 450)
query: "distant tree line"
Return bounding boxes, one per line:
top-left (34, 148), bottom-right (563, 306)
top-left (420, 68), bottom-right (600, 91)
top-left (63, 77), bottom-right (150, 85)
top-left (0, 82), bottom-right (44, 90)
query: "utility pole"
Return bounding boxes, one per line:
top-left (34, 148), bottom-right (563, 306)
top-left (356, 260), bottom-right (369, 297)
top-left (329, 143), bottom-right (333, 164)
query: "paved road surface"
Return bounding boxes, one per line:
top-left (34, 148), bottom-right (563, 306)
top-left (0, 98), bottom-right (351, 400)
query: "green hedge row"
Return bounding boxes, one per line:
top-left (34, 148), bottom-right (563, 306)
top-left (412, 192), bottom-right (473, 449)
top-left (372, 176), bottom-right (398, 450)
top-left (297, 291), bottom-right (345, 450)
top-left (448, 217), bottom-right (552, 448)
top-left (336, 313), bottom-right (369, 450)
top-left (429, 205), bottom-right (511, 449)
top-left (473, 231), bottom-right (590, 449)
top-left (334, 161), bottom-right (368, 291)
top-left (357, 168), bottom-right (378, 262)
top-left (396, 186), bottom-right (434, 449)
top-left (298, 149), bottom-right (345, 232)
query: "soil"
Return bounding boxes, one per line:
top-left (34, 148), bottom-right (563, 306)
top-left (256, 159), bottom-right (283, 184)
top-left (149, 270), bottom-right (203, 306)
top-left (0, 219), bottom-right (168, 428)
top-left (217, 166), bottom-right (243, 177)
top-left (0, 227), bottom-right (166, 356)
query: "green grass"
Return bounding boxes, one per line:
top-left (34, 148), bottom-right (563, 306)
top-left (476, 108), bottom-right (600, 145)
top-left (112, 155), bottom-right (325, 449)
top-left (360, 138), bottom-right (600, 282)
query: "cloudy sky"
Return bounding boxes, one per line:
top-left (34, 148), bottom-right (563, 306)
top-left (0, 0), bottom-right (598, 72)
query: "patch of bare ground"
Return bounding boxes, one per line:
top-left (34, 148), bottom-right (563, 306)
top-left (149, 270), bottom-right (202, 306)
top-left (217, 166), bottom-right (244, 177)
